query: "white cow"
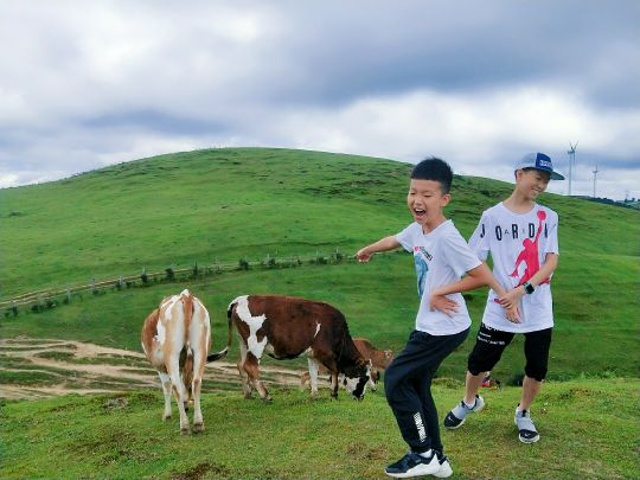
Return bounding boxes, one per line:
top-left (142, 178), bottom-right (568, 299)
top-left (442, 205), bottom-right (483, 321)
top-left (141, 289), bottom-right (227, 434)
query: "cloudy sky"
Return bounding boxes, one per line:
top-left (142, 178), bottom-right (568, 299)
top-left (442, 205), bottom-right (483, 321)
top-left (1, 1), bottom-right (638, 200)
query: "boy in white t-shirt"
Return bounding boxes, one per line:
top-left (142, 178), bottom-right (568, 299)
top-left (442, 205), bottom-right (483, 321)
top-left (356, 157), bottom-right (509, 479)
top-left (443, 152), bottom-right (563, 444)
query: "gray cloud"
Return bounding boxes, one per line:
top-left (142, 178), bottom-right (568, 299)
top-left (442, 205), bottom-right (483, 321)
top-left (0, 0), bottom-right (638, 199)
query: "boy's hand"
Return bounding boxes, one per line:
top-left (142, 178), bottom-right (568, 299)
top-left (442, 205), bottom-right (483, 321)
top-left (498, 287), bottom-right (525, 311)
top-left (355, 248), bottom-right (372, 263)
top-left (429, 294), bottom-right (459, 317)
top-left (505, 305), bottom-right (521, 323)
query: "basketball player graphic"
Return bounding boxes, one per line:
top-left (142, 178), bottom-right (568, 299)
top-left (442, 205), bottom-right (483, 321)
top-left (510, 210), bottom-right (548, 286)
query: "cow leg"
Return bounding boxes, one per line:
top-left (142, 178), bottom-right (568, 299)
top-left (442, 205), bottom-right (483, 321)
top-left (243, 353), bottom-right (271, 402)
top-left (330, 372), bottom-right (339, 399)
top-left (191, 371), bottom-right (204, 433)
top-left (237, 341), bottom-right (253, 399)
top-left (320, 358), bottom-right (340, 399)
top-left (167, 353), bottom-right (190, 434)
top-left (158, 371), bottom-right (173, 420)
top-left (369, 369), bottom-right (379, 392)
top-left (306, 358), bottom-right (321, 398)
top-left (189, 314), bottom-right (209, 434)
top-left (182, 349), bottom-right (194, 409)
top-left (190, 349), bottom-right (206, 434)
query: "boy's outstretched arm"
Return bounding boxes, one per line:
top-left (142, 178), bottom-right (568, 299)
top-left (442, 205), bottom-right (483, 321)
top-left (355, 235), bottom-right (401, 263)
top-left (499, 253), bottom-right (559, 309)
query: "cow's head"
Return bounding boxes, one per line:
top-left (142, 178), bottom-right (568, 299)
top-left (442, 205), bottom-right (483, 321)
top-left (343, 360), bottom-right (372, 401)
top-left (382, 350), bottom-right (395, 368)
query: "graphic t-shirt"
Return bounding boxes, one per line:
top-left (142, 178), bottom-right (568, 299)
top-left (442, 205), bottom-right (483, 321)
top-left (396, 220), bottom-right (481, 336)
top-left (469, 202), bottom-right (559, 333)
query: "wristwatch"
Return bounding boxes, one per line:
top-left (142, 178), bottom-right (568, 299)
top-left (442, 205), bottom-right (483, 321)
top-left (522, 281), bottom-right (535, 294)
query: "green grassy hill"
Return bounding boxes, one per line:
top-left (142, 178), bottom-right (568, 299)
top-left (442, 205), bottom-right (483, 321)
top-left (1, 147), bottom-right (639, 480)
top-left (1, 147), bottom-right (638, 379)
top-left (4, 147), bottom-right (635, 297)
top-left (1, 148), bottom-right (414, 296)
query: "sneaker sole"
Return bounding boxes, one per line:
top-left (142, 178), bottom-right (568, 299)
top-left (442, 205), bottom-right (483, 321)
top-left (384, 463), bottom-right (440, 478)
top-left (518, 433), bottom-right (540, 444)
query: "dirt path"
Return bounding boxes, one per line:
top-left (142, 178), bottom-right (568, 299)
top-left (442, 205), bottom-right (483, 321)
top-left (0, 337), bottom-right (306, 400)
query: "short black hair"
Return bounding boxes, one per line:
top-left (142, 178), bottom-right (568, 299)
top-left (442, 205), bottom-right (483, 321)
top-left (410, 157), bottom-right (453, 194)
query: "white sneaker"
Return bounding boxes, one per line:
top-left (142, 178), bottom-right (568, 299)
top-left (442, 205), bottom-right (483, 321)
top-left (514, 407), bottom-right (540, 444)
top-left (384, 450), bottom-right (440, 478)
top-left (432, 453), bottom-right (453, 478)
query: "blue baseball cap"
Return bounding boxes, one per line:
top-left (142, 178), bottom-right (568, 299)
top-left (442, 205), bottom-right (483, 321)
top-left (515, 152), bottom-right (565, 180)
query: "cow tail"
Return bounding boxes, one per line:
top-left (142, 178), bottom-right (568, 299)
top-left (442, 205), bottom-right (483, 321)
top-left (206, 297), bottom-right (236, 362)
top-left (180, 291), bottom-right (195, 390)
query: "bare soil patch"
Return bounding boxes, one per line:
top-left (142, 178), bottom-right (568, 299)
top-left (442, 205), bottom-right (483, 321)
top-left (0, 337), bottom-right (305, 400)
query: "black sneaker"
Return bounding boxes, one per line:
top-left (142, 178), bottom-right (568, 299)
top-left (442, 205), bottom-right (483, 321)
top-left (384, 450), bottom-right (440, 478)
top-left (443, 395), bottom-right (485, 429)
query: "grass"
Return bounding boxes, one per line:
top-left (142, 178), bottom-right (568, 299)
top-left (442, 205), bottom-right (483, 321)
top-left (0, 147), bottom-right (638, 479)
top-left (0, 149), bottom-right (412, 297)
top-left (0, 148), bottom-right (638, 380)
top-left (1, 252), bottom-right (638, 380)
top-left (1, 378), bottom-right (638, 479)
top-left (2, 148), bottom-right (636, 299)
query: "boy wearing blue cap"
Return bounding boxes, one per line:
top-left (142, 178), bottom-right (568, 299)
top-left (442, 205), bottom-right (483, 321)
top-left (444, 152), bottom-right (564, 444)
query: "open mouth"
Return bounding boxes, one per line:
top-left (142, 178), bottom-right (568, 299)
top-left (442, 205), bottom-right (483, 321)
top-left (413, 208), bottom-right (426, 219)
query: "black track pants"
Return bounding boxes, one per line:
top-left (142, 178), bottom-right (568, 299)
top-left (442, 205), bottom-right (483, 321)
top-left (384, 328), bottom-right (469, 453)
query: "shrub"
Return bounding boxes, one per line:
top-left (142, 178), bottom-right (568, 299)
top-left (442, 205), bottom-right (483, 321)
top-left (262, 255), bottom-right (277, 269)
top-left (165, 267), bottom-right (175, 281)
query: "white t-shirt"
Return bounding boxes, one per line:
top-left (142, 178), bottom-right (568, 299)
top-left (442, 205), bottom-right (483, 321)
top-left (396, 220), bottom-right (482, 336)
top-left (468, 202), bottom-right (559, 333)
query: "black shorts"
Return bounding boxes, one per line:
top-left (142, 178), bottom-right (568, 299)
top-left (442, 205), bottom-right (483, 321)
top-left (467, 323), bottom-right (552, 381)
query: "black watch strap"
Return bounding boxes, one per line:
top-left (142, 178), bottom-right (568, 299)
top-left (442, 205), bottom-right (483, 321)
top-left (523, 281), bottom-right (535, 294)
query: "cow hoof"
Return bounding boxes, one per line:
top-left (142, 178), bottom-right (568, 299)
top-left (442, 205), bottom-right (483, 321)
top-left (192, 423), bottom-right (205, 434)
top-left (180, 427), bottom-right (190, 435)
top-left (243, 393), bottom-right (253, 400)
top-left (261, 396), bottom-right (273, 404)
top-left (163, 415), bottom-right (172, 421)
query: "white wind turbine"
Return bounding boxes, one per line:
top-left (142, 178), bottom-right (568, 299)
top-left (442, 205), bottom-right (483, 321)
top-left (567, 142), bottom-right (578, 196)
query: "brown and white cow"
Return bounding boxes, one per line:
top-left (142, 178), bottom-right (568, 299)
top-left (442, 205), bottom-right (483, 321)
top-left (141, 289), bottom-right (227, 434)
top-left (300, 337), bottom-right (395, 391)
top-left (208, 295), bottom-right (371, 402)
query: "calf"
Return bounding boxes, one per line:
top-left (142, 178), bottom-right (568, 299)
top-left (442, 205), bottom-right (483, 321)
top-left (301, 337), bottom-right (394, 391)
top-left (141, 289), bottom-right (227, 434)
top-left (209, 295), bottom-right (371, 402)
